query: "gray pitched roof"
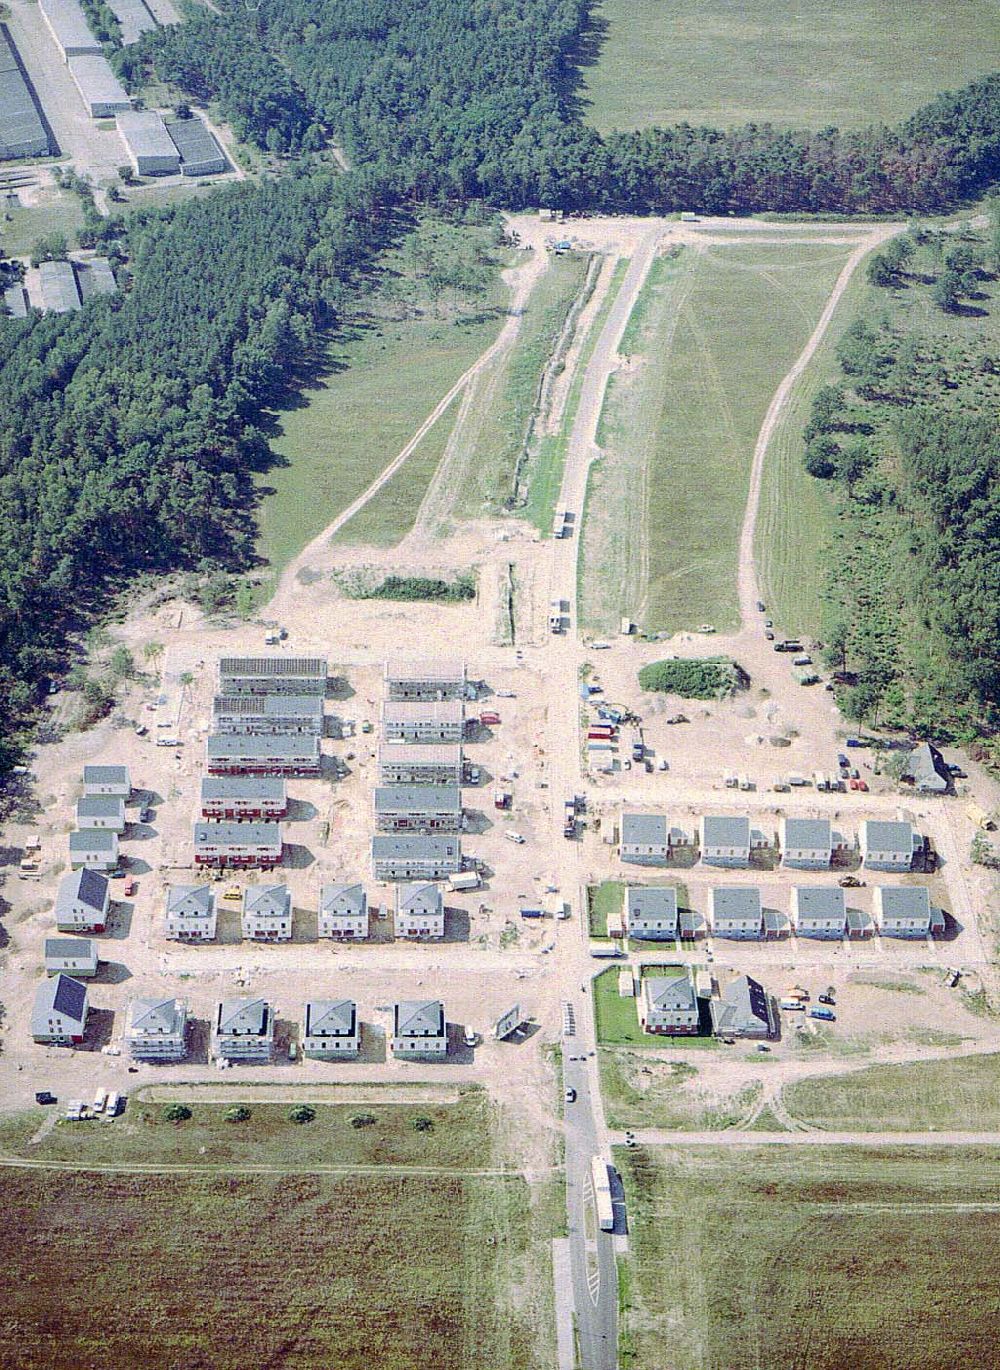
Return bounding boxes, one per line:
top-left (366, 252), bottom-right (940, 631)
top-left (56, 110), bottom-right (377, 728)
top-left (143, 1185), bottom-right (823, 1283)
top-left (77, 794), bottom-right (125, 819)
top-left (44, 937), bottom-right (97, 961)
top-left (394, 999), bottom-right (444, 1035)
top-left (711, 975), bottom-right (771, 1034)
top-left (320, 883), bottom-right (366, 917)
top-left (69, 829), bottom-right (117, 853)
top-left (207, 733), bottom-right (319, 759)
top-left (784, 817), bottom-right (831, 848)
top-left (34, 973), bottom-right (87, 1026)
top-left (621, 813), bottom-right (668, 846)
top-left (644, 973), bottom-right (697, 1013)
top-left (219, 656), bottom-right (326, 679)
top-left (193, 822), bottom-right (281, 846)
top-left (82, 764), bottom-right (129, 786)
top-left (56, 867), bottom-right (108, 914)
top-left (878, 886), bottom-right (931, 919)
top-left (130, 997), bottom-right (184, 1034)
top-left (863, 819), bottom-right (915, 852)
top-left (397, 882), bottom-right (443, 915)
top-left (711, 886), bottom-right (762, 922)
top-left (201, 776), bottom-right (287, 800)
top-left (372, 835), bottom-right (460, 858)
top-left (166, 884), bottom-right (214, 917)
top-left (626, 886), bottom-right (678, 920)
top-left (702, 815), bottom-right (750, 847)
top-left (217, 998), bottom-right (270, 1034)
top-left (374, 785), bottom-right (462, 814)
top-left (794, 886), bottom-right (846, 921)
top-left (305, 999), bottom-right (356, 1036)
top-left (901, 742), bottom-right (949, 792)
top-left (243, 884), bottom-right (290, 918)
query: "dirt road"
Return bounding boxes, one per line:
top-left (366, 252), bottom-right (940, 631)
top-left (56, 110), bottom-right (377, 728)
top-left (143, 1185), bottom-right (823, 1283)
top-left (612, 1128), bottom-right (1000, 1147)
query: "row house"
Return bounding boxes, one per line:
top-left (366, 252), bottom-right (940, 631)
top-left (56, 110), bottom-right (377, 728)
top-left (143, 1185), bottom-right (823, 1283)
top-left (206, 733), bottom-right (321, 777)
top-left (212, 693), bottom-right (324, 736)
top-left (374, 785), bottom-right (463, 833)
top-left (193, 821), bottom-right (282, 869)
top-left (371, 835), bottom-right (462, 881)
top-left (381, 699), bottom-right (465, 744)
top-left (384, 660), bottom-right (467, 702)
top-left (200, 775), bottom-right (288, 821)
top-left (218, 656), bottom-right (327, 697)
top-left (377, 743), bottom-right (464, 787)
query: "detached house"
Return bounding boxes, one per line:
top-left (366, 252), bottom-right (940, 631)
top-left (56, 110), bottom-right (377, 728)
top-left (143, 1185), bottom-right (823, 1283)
top-left (860, 820), bottom-right (918, 871)
top-left (640, 972), bottom-right (700, 1035)
top-left (44, 937), bottom-right (99, 978)
top-left (782, 818), bottom-right (833, 870)
top-left (701, 815), bottom-right (751, 868)
top-left (82, 764), bottom-right (131, 797)
top-left (31, 974), bottom-right (88, 1045)
top-left (791, 886), bottom-right (847, 939)
top-left (874, 885), bottom-right (933, 938)
top-left (55, 868), bottom-right (110, 933)
top-left (75, 794), bottom-right (126, 832)
top-left (164, 884), bottom-right (218, 941)
top-left (391, 1000), bottom-right (447, 1058)
top-left (303, 1000), bottom-right (360, 1058)
top-left (710, 975), bottom-right (775, 1039)
top-left (127, 997), bottom-right (188, 1061)
top-left (319, 883), bottom-right (368, 940)
top-left (212, 997), bottom-right (274, 1062)
top-left (620, 813), bottom-right (668, 866)
top-left (709, 886), bottom-right (763, 939)
top-left (241, 884), bottom-right (292, 941)
top-left (69, 829), bottom-right (118, 871)
top-left (395, 882), bottom-right (445, 939)
top-left (625, 886), bottom-right (678, 940)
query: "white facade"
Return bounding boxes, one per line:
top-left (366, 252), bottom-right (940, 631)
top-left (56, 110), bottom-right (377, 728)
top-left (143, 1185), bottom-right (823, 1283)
top-left (164, 884), bottom-right (218, 941)
top-left (75, 795), bottom-right (126, 832)
top-left (302, 1000), bottom-right (359, 1058)
top-left (82, 764), bottom-right (131, 797)
top-left (625, 886), bottom-right (678, 940)
top-left (318, 884), bottom-right (368, 940)
top-left (68, 829), bottom-right (118, 871)
top-left (391, 1000), bottom-right (447, 1057)
top-left (395, 883), bottom-right (445, 939)
top-left (127, 997), bottom-right (188, 1060)
top-left (241, 884), bottom-right (292, 941)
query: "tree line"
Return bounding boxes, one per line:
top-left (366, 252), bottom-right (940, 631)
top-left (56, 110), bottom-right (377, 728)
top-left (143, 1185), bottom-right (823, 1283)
top-left (141, 0), bottom-right (1000, 215)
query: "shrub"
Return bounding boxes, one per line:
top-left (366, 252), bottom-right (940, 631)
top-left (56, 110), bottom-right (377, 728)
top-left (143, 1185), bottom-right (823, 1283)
top-left (412, 1115), bottom-right (434, 1132)
top-left (162, 1104), bottom-right (191, 1123)
top-left (349, 1112), bottom-right (376, 1129)
top-left (287, 1104), bottom-right (316, 1124)
top-left (638, 657), bottom-right (744, 699)
top-left (224, 1106), bottom-right (251, 1123)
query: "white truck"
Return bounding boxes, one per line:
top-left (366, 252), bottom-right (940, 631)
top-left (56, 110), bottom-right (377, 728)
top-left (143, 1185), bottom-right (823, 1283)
top-left (448, 871), bottom-right (481, 892)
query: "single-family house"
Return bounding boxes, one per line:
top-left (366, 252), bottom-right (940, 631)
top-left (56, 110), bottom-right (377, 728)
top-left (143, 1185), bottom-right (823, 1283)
top-left (164, 884), bottom-right (218, 941)
top-left (381, 699), bottom-right (465, 743)
top-left (31, 974), bottom-right (88, 1045)
top-left (193, 821), bottom-right (282, 869)
top-left (75, 794), bottom-right (126, 832)
top-left (782, 817), bottom-right (832, 869)
top-left (395, 882), bottom-right (445, 939)
top-left (82, 764), bottom-right (131, 797)
top-left (374, 785), bottom-right (463, 833)
top-left (874, 885), bottom-right (932, 938)
top-left (391, 1000), bottom-right (447, 1058)
top-left (318, 883), bottom-right (369, 940)
top-left (384, 660), bottom-right (467, 701)
top-left (860, 820), bottom-right (918, 871)
top-left (302, 1000), bottom-right (360, 1058)
top-left (709, 975), bottom-right (775, 1039)
top-left (371, 835), bottom-right (461, 881)
top-left (127, 997), bottom-right (188, 1061)
top-left (709, 886), bottom-right (763, 939)
top-left (218, 656), bottom-right (327, 697)
top-left (791, 886), bottom-right (847, 939)
top-left (68, 828), bottom-right (118, 871)
top-left (900, 742), bottom-right (950, 794)
top-left (701, 815), bottom-right (751, 868)
top-left (241, 884), bottom-right (292, 941)
top-left (620, 812), bottom-right (668, 865)
top-left (640, 972), bottom-right (700, 1035)
top-left (212, 997), bottom-right (274, 1062)
top-left (200, 776), bottom-right (288, 821)
top-left (377, 744), bottom-right (464, 787)
top-left (44, 937), bottom-right (99, 978)
top-left (624, 886), bottom-right (679, 940)
top-left (54, 867), bottom-right (110, 932)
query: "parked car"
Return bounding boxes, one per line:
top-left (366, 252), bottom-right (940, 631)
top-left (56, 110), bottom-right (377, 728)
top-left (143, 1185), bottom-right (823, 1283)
top-left (839, 875), bottom-right (864, 888)
top-left (34, 1091), bottom-right (56, 1106)
top-left (764, 630), bottom-right (775, 641)
top-left (123, 876), bottom-right (137, 897)
top-left (140, 807), bottom-right (153, 823)
top-left (849, 778), bottom-right (860, 790)
top-left (564, 1088), bottom-right (577, 1104)
top-left (505, 831), bottom-right (526, 845)
top-left (857, 779), bottom-right (869, 792)
top-left (756, 600), bottom-right (766, 612)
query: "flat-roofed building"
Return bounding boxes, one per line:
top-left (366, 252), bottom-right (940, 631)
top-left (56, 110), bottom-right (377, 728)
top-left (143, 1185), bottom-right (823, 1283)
top-left (709, 886), bottom-right (763, 940)
top-left (791, 886), bottom-right (847, 939)
top-left (38, 0), bottom-right (102, 59)
top-left (0, 28), bottom-right (51, 159)
top-left (76, 256), bottom-right (117, 300)
top-left (218, 655), bottom-right (326, 696)
top-left (384, 660), bottom-right (467, 701)
top-left (377, 743), bottom-right (463, 787)
top-left (318, 883), bottom-right (368, 939)
top-left (212, 694), bottom-right (324, 736)
top-left (391, 1000), bottom-right (447, 1058)
top-left (75, 794), bottom-right (126, 832)
top-left (127, 997), bottom-right (188, 1060)
top-left (241, 883), bottom-right (292, 941)
top-left (69, 828), bottom-right (118, 871)
top-left (381, 699), bottom-right (465, 743)
top-left (54, 868), bottom-right (109, 932)
top-left (212, 997), bottom-right (274, 1062)
top-left (200, 775), bottom-right (288, 821)
top-left (374, 785), bottom-right (463, 833)
top-left (67, 54), bottom-right (131, 117)
top-left (206, 732), bottom-right (320, 776)
top-left (116, 109), bottom-right (179, 174)
top-left (394, 882), bottom-right (445, 939)
top-left (782, 817), bottom-right (833, 869)
top-left (371, 834), bottom-right (461, 881)
top-left (193, 821), bottom-right (282, 869)
top-left (874, 885), bottom-right (932, 938)
top-left (4, 284), bottom-right (28, 318)
top-left (106, 0), bottom-right (158, 45)
top-left (303, 1000), bottom-right (359, 1058)
top-left (82, 764), bottom-right (131, 797)
top-left (625, 885), bottom-right (678, 940)
top-left (165, 114), bottom-right (227, 175)
top-left (44, 937), bottom-right (98, 978)
top-left (38, 259), bottom-right (80, 314)
top-left (164, 883), bottom-right (217, 940)
top-left (31, 974), bottom-right (88, 1044)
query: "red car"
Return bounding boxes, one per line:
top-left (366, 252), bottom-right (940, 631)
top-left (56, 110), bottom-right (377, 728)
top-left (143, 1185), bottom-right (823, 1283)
top-left (849, 778), bottom-right (860, 791)
top-left (123, 877), bottom-right (137, 897)
top-left (857, 780), bottom-right (869, 792)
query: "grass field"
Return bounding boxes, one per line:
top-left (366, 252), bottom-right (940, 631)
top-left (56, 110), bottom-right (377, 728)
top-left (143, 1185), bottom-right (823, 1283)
top-left (617, 1144), bottom-right (1000, 1369)
top-left (1, 1168), bottom-right (546, 1369)
top-left (600, 1050), bottom-right (755, 1129)
top-left (1, 1092), bottom-right (493, 1168)
top-left (582, 0), bottom-right (1000, 134)
top-left (580, 241), bottom-right (852, 634)
top-left (783, 1053), bottom-right (1000, 1132)
top-left (0, 191), bottom-right (84, 256)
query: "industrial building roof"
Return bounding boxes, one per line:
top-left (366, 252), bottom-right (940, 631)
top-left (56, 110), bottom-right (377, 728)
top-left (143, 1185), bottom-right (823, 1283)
top-left (106, 0), bottom-right (157, 44)
top-left (0, 27), bottom-right (50, 159)
top-left (165, 114), bottom-right (227, 173)
top-left (38, 0), bottom-right (102, 54)
top-left (710, 886), bottom-right (762, 922)
top-left (374, 785), bottom-right (462, 814)
top-left (67, 54), bottom-right (131, 108)
top-left (38, 259), bottom-right (80, 314)
top-left (76, 256), bottom-right (117, 300)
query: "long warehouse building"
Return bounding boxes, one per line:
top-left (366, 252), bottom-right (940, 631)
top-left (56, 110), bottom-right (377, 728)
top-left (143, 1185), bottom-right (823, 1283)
top-left (106, 0), bottom-right (157, 44)
top-left (67, 54), bottom-right (131, 117)
top-left (37, 0), bottom-right (102, 60)
top-left (116, 109), bottom-right (179, 174)
top-left (0, 27), bottom-right (51, 159)
top-left (165, 114), bottom-right (227, 175)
